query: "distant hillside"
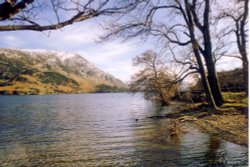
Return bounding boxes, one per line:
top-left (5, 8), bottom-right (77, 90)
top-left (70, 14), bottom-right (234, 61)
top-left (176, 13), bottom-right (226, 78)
top-left (0, 48), bottom-right (127, 95)
top-left (218, 68), bottom-right (245, 91)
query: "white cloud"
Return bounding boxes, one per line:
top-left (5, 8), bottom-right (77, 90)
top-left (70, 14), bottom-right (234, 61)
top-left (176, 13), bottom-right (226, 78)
top-left (0, 21), bottom-right (102, 51)
top-left (59, 23), bottom-right (102, 45)
top-left (3, 35), bottom-right (26, 48)
top-left (74, 41), bottom-right (140, 81)
top-left (216, 56), bottom-right (241, 71)
top-left (0, 21), bottom-right (146, 82)
top-left (95, 42), bottom-right (133, 58)
top-left (104, 63), bottom-right (136, 82)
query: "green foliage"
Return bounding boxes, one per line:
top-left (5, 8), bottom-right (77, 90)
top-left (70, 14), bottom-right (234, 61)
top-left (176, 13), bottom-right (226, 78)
top-left (218, 68), bottom-right (245, 91)
top-left (222, 92), bottom-right (247, 103)
top-left (0, 55), bottom-right (24, 80)
top-left (95, 84), bottom-right (124, 93)
top-left (38, 71), bottom-right (79, 86)
top-left (22, 68), bottom-right (37, 75)
top-left (220, 92), bottom-right (248, 114)
top-left (193, 68), bottom-right (245, 92)
top-left (58, 64), bottom-right (76, 74)
top-left (28, 88), bottom-right (40, 95)
top-left (0, 54), bottom-right (36, 81)
top-left (15, 76), bottom-right (28, 82)
top-left (86, 71), bottom-right (96, 76)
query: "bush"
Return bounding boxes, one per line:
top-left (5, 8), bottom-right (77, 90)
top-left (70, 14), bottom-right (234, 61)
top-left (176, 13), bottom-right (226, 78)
top-left (38, 71), bottom-right (79, 86)
top-left (95, 84), bottom-right (121, 93)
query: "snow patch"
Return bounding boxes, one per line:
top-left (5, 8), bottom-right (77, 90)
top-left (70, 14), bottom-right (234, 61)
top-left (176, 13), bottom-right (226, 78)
top-left (21, 49), bottom-right (77, 61)
top-left (53, 51), bottom-right (77, 61)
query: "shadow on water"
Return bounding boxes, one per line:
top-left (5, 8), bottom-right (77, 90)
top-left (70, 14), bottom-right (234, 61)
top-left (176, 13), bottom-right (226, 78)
top-left (204, 136), bottom-right (223, 166)
top-left (0, 93), bottom-right (248, 166)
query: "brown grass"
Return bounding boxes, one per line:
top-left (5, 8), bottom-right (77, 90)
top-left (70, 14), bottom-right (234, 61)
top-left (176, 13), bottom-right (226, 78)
top-left (157, 92), bottom-right (248, 146)
top-left (0, 73), bottom-right (98, 95)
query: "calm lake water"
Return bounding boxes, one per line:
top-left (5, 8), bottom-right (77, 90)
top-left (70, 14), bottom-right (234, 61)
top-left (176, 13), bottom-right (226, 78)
top-left (0, 93), bottom-right (248, 166)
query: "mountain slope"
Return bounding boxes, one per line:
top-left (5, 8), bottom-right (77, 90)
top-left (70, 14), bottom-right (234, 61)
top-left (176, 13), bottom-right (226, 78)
top-left (0, 48), bottom-right (127, 95)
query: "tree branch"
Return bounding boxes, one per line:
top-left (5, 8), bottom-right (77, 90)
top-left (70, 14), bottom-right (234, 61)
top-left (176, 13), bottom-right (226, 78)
top-left (190, 0), bottom-right (204, 31)
top-left (151, 28), bottom-right (191, 46)
top-left (0, 9), bottom-right (99, 31)
top-left (174, 70), bottom-right (198, 83)
top-left (0, 0), bottom-right (34, 21)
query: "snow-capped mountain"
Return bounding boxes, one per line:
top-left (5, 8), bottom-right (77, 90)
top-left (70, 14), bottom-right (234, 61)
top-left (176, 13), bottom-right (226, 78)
top-left (0, 48), bottom-right (127, 95)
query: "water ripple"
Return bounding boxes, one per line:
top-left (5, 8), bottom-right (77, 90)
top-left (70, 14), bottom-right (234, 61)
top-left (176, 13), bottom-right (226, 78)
top-left (0, 93), bottom-right (247, 166)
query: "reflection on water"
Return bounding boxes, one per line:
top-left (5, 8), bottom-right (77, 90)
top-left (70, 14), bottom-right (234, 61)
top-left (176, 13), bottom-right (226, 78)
top-left (0, 93), bottom-right (248, 166)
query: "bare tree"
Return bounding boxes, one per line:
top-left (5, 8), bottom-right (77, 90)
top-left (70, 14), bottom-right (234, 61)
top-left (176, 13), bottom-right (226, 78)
top-left (168, 45), bottom-right (199, 83)
top-left (103, 0), bottom-right (224, 109)
top-left (187, 0), bottom-right (224, 106)
top-left (0, 0), bottom-right (136, 31)
top-left (130, 50), bottom-right (178, 105)
top-left (217, 0), bottom-right (248, 96)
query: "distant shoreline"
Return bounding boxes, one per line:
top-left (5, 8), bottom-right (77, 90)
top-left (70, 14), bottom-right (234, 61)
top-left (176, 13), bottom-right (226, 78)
top-left (0, 91), bottom-right (129, 96)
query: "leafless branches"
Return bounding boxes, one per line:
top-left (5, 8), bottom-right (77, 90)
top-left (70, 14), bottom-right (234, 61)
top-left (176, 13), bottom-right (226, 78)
top-left (0, 0), bottom-right (140, 31)
top-left (216, 0), bottom-right (248, 95)
top-left (130, 50), bottom-right (178, 105)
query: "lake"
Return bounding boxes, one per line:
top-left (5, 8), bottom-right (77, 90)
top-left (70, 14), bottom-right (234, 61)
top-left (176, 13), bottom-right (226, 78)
top-left (0, 93), bottom-right (248, 166)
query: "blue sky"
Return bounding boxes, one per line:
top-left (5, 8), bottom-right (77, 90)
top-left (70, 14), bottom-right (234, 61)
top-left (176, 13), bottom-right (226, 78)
top-left (0, 19), bottom-right (156, 82)
top-left (0, 13), bottom-right (242, 82)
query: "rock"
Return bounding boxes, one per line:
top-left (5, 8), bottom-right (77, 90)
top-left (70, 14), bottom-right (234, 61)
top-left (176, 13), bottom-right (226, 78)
top-left (170, 121), bottom-right (180, 136)
top-left (179, 116), bottom-right (198, 122)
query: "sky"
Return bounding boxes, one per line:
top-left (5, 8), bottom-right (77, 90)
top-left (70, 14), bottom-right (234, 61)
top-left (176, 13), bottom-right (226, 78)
top-left (0, 1), bottom-right (242, 83)
top-left (0, 19), bottom-right (155, 82)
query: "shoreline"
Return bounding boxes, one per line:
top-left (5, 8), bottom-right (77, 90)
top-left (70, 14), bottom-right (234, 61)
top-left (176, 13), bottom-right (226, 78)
top-left (151, 102), bottom-right (248, 146)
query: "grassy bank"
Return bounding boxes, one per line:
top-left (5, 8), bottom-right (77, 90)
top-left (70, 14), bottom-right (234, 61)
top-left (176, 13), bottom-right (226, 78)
top-left (195, 92), bottom-right (248, 146)
top-left (157, 92), bottom-right (248, 146)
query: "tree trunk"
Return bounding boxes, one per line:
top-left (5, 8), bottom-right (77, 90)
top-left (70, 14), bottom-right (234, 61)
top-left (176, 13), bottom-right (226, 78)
top-left (184, 0), bottom-right (217, 111)
top-left (201, 0), bottom-right (224, 106)
top-left (195, 51), bottom-right (217, 112)
top-left (204, 56), bottom-right (224, 106)
top-left (239, 0), bottom-right (248, 96)
top-left (236, 29), bottom-right (249, 96)
top-left (242, 53), bottom-right (248, 96)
